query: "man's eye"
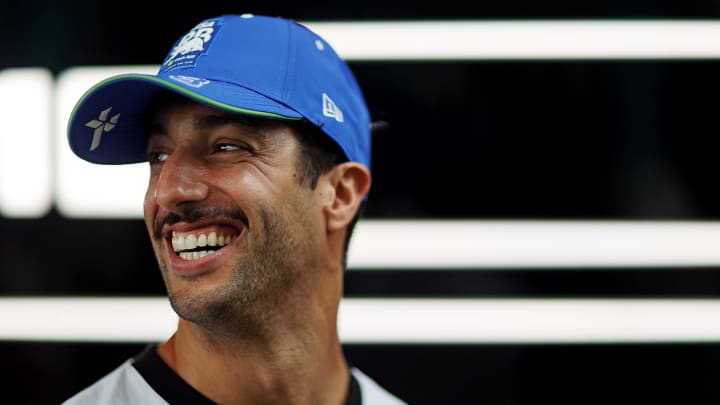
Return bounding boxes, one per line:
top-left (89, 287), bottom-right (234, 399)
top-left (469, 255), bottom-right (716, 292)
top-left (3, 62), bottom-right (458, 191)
top-left (148, 151), bottom-right (169, 163)
top-left (216, 143), bottom-right (244, 152)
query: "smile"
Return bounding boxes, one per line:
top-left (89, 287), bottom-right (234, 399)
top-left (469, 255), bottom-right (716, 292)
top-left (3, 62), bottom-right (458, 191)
top-left (171, 230), bottom-right (237, 261)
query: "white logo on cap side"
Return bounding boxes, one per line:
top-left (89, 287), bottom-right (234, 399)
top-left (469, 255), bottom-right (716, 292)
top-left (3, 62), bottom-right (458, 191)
top-left (85, 107), bottom-right (120, 151)
top-left (322, 93), bottom-right (344, 123)
top-left (169, 75), bottom-right (211, 88)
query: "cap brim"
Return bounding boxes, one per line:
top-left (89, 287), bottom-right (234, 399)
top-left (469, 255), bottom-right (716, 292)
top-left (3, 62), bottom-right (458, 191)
top-left (67, 73), bottom-right (303, 164)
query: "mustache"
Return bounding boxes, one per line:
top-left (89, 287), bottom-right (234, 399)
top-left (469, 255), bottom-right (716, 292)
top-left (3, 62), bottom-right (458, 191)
top-left (153, 205), bottom-right (248, 239)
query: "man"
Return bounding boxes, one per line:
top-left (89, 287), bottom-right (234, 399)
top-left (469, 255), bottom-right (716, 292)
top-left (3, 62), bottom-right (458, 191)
top-left (63, 14), bottom-right (406, 404)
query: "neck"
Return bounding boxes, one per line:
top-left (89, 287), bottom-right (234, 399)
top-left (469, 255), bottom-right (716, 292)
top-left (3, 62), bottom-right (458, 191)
top-left (157, 307), bottom-right (350, 405)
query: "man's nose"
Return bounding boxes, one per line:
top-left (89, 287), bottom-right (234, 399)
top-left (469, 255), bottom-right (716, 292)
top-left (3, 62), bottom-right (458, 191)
top-left (153, 152), bottom-right (209, 210)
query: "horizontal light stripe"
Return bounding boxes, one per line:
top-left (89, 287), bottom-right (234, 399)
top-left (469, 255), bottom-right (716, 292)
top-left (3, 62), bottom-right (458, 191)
top-left (340, 298), bottom-right (720, 343)
top-left (48, 21), bottom-right (720, 62)
top-left (2, 297), bottom-right (720, 344)
top-left (348, 220), bottom-right (720, 269)
top-left (305, 20), bottom-right (720, 60)
top-left (0, 297), bottom-right (177, 343)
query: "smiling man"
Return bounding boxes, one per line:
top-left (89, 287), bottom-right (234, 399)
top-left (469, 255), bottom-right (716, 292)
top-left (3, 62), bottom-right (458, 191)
top-left (62, 14), bottom-right (405, 405)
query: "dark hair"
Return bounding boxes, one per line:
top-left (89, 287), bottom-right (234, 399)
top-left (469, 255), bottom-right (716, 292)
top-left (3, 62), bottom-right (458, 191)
top-left (288, 120), bottom-right (345, 187)
top-left (288, 119), bottom-right (366, 270)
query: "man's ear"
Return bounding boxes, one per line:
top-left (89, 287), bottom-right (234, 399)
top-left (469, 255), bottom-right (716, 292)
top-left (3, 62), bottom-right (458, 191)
top-left (323, 162), bottom-right (371, 232)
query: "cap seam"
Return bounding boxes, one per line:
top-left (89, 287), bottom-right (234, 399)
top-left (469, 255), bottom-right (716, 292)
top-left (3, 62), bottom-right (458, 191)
top-left (281, 19), bottom-right (295, 104)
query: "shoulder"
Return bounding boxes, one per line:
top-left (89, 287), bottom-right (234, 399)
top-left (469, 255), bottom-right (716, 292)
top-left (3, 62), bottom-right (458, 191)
top-left (62, 359), bottom-right (168, 405)
top-left (351, 367), bottom-right (408, 405)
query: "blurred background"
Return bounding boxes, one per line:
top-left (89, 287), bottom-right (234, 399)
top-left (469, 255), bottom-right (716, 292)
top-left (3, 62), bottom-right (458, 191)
top-left (5, 1), bottom-right (720, 404)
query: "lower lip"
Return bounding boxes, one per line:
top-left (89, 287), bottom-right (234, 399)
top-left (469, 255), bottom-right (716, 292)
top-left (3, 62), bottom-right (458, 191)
top-left (166, 239), bottom-right (233, 276)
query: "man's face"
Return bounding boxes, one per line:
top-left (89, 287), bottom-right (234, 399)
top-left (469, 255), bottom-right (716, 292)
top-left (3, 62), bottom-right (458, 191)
top-left (143, 100), bottom-right (324, 333)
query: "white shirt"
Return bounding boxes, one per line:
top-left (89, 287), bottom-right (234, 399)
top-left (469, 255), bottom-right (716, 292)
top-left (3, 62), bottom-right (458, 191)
top-left (63, 347), bottom-right (407, 405)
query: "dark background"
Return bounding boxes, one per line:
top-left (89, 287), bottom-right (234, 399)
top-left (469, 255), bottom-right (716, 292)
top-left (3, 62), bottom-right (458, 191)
top-left (5, 1), bottom-right (720, 404)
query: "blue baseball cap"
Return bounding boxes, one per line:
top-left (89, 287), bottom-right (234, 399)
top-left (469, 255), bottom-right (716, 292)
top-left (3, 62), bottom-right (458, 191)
top-left (66, 14), bottom-right (371, 169)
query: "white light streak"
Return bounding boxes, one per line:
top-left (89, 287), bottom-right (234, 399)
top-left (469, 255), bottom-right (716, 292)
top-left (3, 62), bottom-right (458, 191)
top-left (339, 298), bottom-right (720, 343)
top-left (0, 68), bottom-right (53, 218)
top-left (305, 20), bottom-right (720, 60)
top-left (348, 220), bottom-right (720, 269)
top-left (0, 297), bottom-right (177, 343)
top-left (2, 297), bottom-right (720, 344)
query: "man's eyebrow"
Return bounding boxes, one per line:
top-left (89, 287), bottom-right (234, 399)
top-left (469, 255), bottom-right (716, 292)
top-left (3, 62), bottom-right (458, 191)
top-left (146, 121), bottom-right (167, 137)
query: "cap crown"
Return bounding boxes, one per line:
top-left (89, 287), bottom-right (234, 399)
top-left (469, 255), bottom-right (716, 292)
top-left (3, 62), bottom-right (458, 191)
top-left (67, 14), bottom-right (371, 169)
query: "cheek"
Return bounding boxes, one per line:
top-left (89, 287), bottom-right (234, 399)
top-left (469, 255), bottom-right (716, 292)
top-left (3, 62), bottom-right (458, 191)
top-left (213, 169), bottom-right (270, 202)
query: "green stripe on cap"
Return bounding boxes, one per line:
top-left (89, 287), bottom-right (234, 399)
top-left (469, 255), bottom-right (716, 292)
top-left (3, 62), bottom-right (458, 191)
top-left (70, 73), bottom-right (303, 129)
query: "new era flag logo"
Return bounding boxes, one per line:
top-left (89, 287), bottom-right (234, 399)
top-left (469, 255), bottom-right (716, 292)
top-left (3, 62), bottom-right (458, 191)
top-left (322, 93), bottom-right (344, 123)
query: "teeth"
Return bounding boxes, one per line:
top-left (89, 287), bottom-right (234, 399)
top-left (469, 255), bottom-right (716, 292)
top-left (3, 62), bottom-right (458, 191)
top-left (186, 234), bottom-right (197, 250)
top-left (179, 250), bottom-right (211, 261)
top-left (171, 232), bottom-right (234, 253)
top-left (172, 237), bottom-right (184, 252)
